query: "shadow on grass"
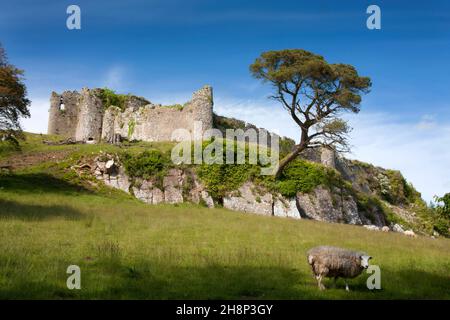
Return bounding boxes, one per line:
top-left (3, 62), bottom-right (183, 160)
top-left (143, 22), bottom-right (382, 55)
top-left (0, 262), bottom-right (449, 299)
top-left (0, 172), bottom-right (91, 195)
top-left (0, 198), bottom-right (83, 220)
top-left (0, 263), bottom-right (311, 299)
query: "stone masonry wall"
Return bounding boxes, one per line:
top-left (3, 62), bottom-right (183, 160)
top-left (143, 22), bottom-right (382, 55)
top-left (48, 91), bottom-right (81, 137)
top-left (107, 85), bottom-right (214, 142)
top-left (48, 86), bottom-right (214, 143)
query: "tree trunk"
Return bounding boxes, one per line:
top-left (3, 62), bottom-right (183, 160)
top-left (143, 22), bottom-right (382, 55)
top-left (275, 142), bottom-right (307, 178)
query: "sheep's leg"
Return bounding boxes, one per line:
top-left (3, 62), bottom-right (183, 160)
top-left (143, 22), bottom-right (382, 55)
top-left (333, 277), bottom-right (338, 288)
top-left (317, 275), bottom-right (326, 290)
top-left (345, 281), bottom-right (350, 292)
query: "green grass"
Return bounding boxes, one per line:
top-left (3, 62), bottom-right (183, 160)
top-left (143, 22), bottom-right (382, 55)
top-left (0, 171), bottom-right (449, 299)
top-left (0, 133), bottom-right (175, 162)
top-left (0, 133), bottom-right (449, 299)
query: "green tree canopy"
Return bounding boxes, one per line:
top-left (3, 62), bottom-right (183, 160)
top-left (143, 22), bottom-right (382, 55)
top-left (0, 43), bottom-right (31, 137)
top-left (435, 193), bottom-right (450, 218)
top-left (250, 49), bottom-right (371, 176)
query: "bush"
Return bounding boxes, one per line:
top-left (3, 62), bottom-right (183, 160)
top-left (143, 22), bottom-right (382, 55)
top-left (275, 159), bottom-right (333, 197)
top-left (121, 150), bottom-right (168, 180)
top-left (384, 170), bottom-right (422, 205)
top-left (98, 88), bottom-right (129, 111)
top-left (197, 163), bottom-right (259, 200)
top-left (196, 139), bottom-right (262, 200)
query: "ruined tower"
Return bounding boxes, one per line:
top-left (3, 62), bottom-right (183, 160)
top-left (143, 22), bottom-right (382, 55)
top-left (47, 86), bottom-right (214, 143)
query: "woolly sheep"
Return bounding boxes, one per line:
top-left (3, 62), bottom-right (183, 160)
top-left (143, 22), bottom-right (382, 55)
top-left (307, 246), bottom-right (372, 291)
top-left (363, 225), bottom-right (380, 231)
top-left (381, 226), bottom-right (390, 232)
top-left (404, 230), bottom-right (417, 238)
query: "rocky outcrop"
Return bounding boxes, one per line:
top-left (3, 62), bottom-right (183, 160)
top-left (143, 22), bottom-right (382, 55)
top-left (132, 180), bottom-right (164, 205)
top-left (273, 197), bottom-right (301, 219)
top-left (223, 182), bottom-right (273, 216)
top-left (89, 146), bottom-right (428, 231)
top-left (94, 156), bottom-right (131, 193)
top-left (91, 154), bottom-right (372, 225)
top-left (296, 186), bottom-right (362, 225)
top-left (92, 155), bottom-right (214, 207)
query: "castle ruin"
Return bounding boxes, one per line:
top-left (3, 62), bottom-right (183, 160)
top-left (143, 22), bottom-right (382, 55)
top-left (47, 86), bottom-right (214, 143)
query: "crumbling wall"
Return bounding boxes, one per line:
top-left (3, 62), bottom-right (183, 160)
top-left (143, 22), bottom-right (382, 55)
top-left (48, 85), bottom-right (214, 143)
top-left (47, 91), bottom-right (80, 137)
top-left (109, 85), bottom-right (214, 142)
top-left (75, 88), bottom-right (104, 142)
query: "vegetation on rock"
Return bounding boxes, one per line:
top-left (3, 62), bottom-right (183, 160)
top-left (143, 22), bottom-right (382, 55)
top-left (98, 88), bottom-right (130, 111)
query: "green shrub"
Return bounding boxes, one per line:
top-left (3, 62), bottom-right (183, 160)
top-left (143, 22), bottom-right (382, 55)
top-left (275, 159), bottom-right (332, 197)
top-left (433, 217), bottom-right (450, 237)
top-left (121, 150), bottom-right (168, 180)
top-left (197, 163), bottom-right (259, 200)
top-left (196, 138), bottom-right (262, 200)
top-left (98, 88), bottom-right (129, 111)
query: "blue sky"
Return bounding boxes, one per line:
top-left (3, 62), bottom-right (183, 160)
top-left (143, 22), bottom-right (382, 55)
top-left (1, 0), bottom-right (449, 200)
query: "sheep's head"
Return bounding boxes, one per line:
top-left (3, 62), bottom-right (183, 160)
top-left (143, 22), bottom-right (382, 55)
top-left (360, 255), bottom-right (372, 269)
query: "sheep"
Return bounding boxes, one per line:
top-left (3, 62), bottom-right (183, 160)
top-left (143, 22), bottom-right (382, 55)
top-left (363, 225), bottom-right (380, 231)
top-left (404, 230), bottom-right (417, 238)
top-left (381, 226), bottom-right (390, 232)
top-left (307, 246), bottom-right (372, 291)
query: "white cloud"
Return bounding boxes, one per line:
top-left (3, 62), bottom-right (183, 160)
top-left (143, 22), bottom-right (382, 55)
top-left (214, 97), bottom-right (450, 202)
top-left (21, 97), bottom-right (49, 134)
top-left (347, 112), bottom-right (450, 202)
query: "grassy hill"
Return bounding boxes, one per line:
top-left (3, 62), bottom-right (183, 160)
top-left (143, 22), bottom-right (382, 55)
top-left (0, 133), bottom-right (449, 299)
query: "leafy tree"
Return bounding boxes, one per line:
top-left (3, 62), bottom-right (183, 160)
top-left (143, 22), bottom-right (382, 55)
top-left (0, 43), bottom-right (31, 140)
top-left (250, 49), bottom-right (371, 177)
top-left (435, 193), bottom-right (450, 218)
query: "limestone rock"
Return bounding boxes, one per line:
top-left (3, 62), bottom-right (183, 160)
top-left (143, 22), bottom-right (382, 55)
top-left (296, 186), bottom-right (362, 225)
top-left (223, 182), bottom-right (272, 216)
top-left (273, 197), bottom-right (301, 219)
top-left (163, 169), bottom-right (184, 204)
top-left (392, 223), bottom-right (405, 233)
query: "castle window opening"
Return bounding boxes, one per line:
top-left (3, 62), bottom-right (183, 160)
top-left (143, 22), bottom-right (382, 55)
top-left (59, 98), bottom-right (65, 111)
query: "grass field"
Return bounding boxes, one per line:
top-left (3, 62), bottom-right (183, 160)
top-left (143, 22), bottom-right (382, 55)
top-left (0, 134), bottom-right (449, 299)
top-left (1, 172), bottom-right (449, 299)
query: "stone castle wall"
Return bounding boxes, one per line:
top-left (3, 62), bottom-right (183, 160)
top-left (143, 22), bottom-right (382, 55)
top-left (48, 90), bottom-right (81, 137)
top-left (48, 86), bottom-right (214, 143)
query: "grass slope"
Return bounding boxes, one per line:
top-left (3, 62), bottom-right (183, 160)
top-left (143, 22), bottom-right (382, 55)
top-left (0, 133), bottom-right (449, 299)
top-left (0, 172), bottom-right (449, 299)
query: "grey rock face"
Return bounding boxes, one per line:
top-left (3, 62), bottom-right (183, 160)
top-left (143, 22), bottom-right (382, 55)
top-left (296, 186), bottom-right (362, 225)
top-left (320, 147), bottom-right (336, 169)
top-left (223, 182), bottom-right (273, 216)
top-left (163, 169), bottom-right (184, 204)
top-left (93, 155), bottom-right (213, 208)
top-left (273, 197), bottom-right (301, 219)
top-left (392, 223), bottom-right (405, 233)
